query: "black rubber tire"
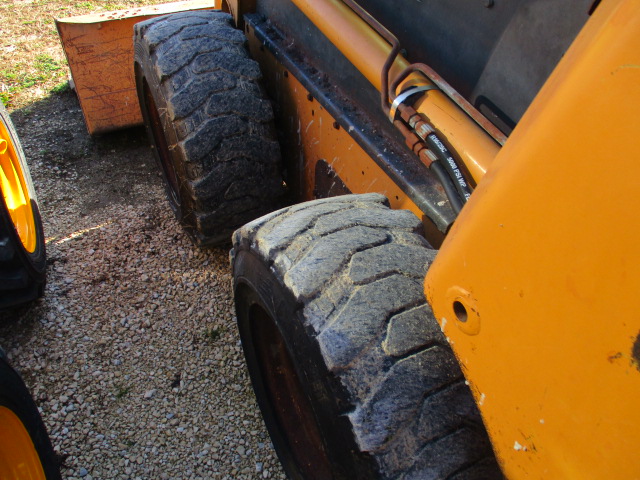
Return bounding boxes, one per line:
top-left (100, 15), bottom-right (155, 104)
top-left (0, 103), bottom-right (46, 310)
top-left (232, 194), bottom-right (502, 480)
top-left (134, 11), bottom-right (284, 247)
top-left (0, 352), bottom-right (61, 479)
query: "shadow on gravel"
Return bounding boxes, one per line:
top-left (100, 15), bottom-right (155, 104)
top-left (0, 301), bottom-right (43, 328)
top-left (10, 88), bottom-right (161, 216)
top-left (1, 89), bottom-right (163, 324)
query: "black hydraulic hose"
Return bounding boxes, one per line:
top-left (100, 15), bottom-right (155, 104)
top-left (430, 161), bottom-right (464, 214)
top-left (392, 117), bottom-right (465, 214)
top-left (425, 133), bottom-right (473, 203)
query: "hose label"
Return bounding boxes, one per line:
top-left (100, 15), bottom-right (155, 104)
top-left (429, 134), bottom-right (470, 196)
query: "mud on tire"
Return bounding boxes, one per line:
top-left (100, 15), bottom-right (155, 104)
top-left (134, 11), bottom-right (283, 246)
top-left (232, 194), bottom-right (502, 479)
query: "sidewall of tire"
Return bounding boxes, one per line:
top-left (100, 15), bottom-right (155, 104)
top-left (0, 200), bottom-right (46, 284)
top-left (133, 58), bottom-right (187, 223)
top-left (233, 248), bottom-right (377, 480)
top-left (0, 356), bottom-right (61, 479)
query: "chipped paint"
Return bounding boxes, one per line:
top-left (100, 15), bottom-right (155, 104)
top-left (478, 392), bottom-right (486, 406)
top-left (440, 317), bottom-right (447, 331)
top-left (632, 331), bottom-right (640, 372)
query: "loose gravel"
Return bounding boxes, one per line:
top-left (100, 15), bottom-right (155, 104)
top-left (0, 95), bottom-right (287, 479)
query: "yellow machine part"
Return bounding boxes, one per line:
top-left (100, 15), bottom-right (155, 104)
top-left (425, 0), bottom-right (640, 478)
top-left (0, 123), bottom-right (36, 254)
top-left (287, 0), bottom-right (501, 183)
top-left (0, 406), bottom-right (46, 480)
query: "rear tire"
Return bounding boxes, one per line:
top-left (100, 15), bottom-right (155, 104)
top-left (0, 353), bottom-right (61, 479)
top-left (232, 194), bottom-right (502, 479)
top-left (134, 11), bottom-right (284, 246)
top-left (0, 103), bottom-right (46, 310)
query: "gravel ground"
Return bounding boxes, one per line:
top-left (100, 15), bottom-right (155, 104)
top-left (0, 91), bottom-right (287, 480)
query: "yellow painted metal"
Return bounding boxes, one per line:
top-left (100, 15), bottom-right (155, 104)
top-left (288, 0), bottom-right (500, 183)
top-left (425, 0), bottom-right (640, 478)
top-left (0, 121), bottom-right (36, 254)
top-left (0, 406), bottom-right (46, 480)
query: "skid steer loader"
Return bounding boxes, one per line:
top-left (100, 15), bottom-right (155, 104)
top-left (128, 0), bottom-right (639, 478)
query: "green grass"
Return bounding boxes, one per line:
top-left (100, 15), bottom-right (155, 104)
top-left (115, 385), bottom-right (131, 399)
top-left (204, 327), bottom-right (222, 342)
top-left (51, 81), bottom-right (71, 94)
top-left (0, 0), bottom-right (169, 109)
top-left (35, 54), bottom-right (64, 73)
top-left (0, 55), bottom-right (67, 106)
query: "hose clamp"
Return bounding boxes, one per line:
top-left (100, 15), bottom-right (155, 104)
top-left (389, 85), bottom-right (439, 123)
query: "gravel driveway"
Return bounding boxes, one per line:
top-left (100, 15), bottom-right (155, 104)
top-left (0, 90), bottom-right (286, 480)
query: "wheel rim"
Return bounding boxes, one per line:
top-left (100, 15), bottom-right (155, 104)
top-left (142, 79), bottom-right (180, 207)
top-left (250, 304), bottom-right (333, 480)
top-left (0, 406), bottom-right (46, 479)
top-left (0, 122), bottom-right (37, 253)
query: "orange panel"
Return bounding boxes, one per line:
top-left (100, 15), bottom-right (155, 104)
top-left (425, 0), bottom-right (640, 478)
top-left (56, 0), bottom-right (219, 135)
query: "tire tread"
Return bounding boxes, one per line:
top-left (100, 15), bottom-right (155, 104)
top-left (135, 11), bottom-right (283, 246)
top-left (233, 194), bottom-right (501, 479)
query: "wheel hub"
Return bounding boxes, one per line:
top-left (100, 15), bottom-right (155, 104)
top-left (0, 406), bottom-right (46, 479)
top-left (0, 125), bottom-right (37, 253)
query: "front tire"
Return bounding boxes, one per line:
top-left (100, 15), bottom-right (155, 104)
top-left (0, 353), bottom-right (61, 479)
top-left (0, 102), bottom-right (46, 310)
top-left (232, 194), bottom-right (501, 479)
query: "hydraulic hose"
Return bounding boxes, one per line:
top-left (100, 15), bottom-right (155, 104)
top-left (393, 118), bottom-right (465, 213)
top-left (397, 103), bottom-right (473, 206)
top-left (288, 0), bottom-right (500, 183)
top-left (425, 133), bottom-right (473, 202)
top-left (431, 161), bottom-right (464, 214)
